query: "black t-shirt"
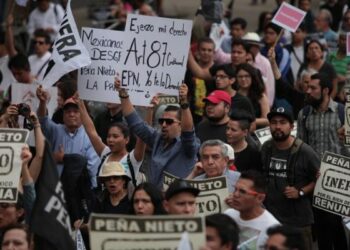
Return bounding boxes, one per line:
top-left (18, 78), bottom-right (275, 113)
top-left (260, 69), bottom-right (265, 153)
top-left (234, 143), bottom-right (262, 172)
top-left (196, 120), bottom-right (227, 143)
top-left (93, 193), bottom-right (131, 214)
top-left (261, 140), bottom-right (320, 227)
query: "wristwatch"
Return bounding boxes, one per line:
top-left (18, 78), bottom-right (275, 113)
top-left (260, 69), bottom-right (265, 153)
top-left (299, 189), bottom-right (305, 197)
top-left (180, 102), bottom-right (189, 109)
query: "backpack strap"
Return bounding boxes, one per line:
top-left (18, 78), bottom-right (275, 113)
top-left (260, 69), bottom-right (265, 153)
top-left (97, 151), bottom-right (111, 176)
top-left (127, 154), bottom-right (137, 187)
top-left (286, 138), bottom-right (303, 186)
top-left (302, 105), bottom-right (312, 143)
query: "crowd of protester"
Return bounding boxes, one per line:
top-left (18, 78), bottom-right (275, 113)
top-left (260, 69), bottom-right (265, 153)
top-left (0, 0), bottom-right (350, 249)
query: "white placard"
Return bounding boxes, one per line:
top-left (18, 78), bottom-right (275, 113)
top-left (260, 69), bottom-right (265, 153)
top-left (163, 172), bottom-right (229, 215)
top-left (11, 83), bottom-right (58, 117)
top-left (119, 14), bottom-right (192, 106)
top-left (313, 152), bottom-right (350, 217)
top-left (78, 27), bottom-right (123, 103)
top-left (0, 129), bottom-right (29, 203)
top-left (89, 214), bottom-right (205, 250)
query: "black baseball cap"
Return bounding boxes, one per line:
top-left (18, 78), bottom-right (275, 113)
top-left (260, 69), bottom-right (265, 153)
top-left (165, 179), bottom-right (200, 200)
top-left (267, 107), bottom-right (294, 123)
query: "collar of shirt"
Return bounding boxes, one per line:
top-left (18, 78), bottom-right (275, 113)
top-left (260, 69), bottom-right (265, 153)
top-left (311, 98), bottom-right (337, 113)
top-left (64, 125), bottom-right (83, 137)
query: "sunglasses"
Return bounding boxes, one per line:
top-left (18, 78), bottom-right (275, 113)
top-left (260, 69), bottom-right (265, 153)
top-left (158, 118), bottom-right (179, 125)
top-left (34, 40), bottom-right (45, 45)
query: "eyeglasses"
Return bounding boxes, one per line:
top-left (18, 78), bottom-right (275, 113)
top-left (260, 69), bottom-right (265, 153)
top-left (237, 74), bottom-right (251, 80)
top-left (215, 75), bottom-right (230, 81)
top-left (233, 187), bottom-right (260, 196)
top-left (158, 118), bottom-right (179, 125)
top-left (34, 40), bottom-right (45, 45)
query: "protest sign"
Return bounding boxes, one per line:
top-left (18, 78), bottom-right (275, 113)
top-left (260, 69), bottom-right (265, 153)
top-left (119, 14), bottom-right (192, 106)
top-left (89, 214), bottom-right (205, 250)
top-left (78, 27), bottom-right (124, 103)
top-left (41, 0), bottom-right (91, 87)
top-left (158, 95), bottom-right (179, 105)
top-left (313, 152), bottom-right (350, 217)
top-left (271, 2), bottom-right (306, 33)
top-left (11, 83), bottom-right (58, 117)
top-left (163, 172), bottom-right (229, 215)
top-left (255, 122), bottom-right (297, 145)
top-left (0, 128), bottom-right (29, 203)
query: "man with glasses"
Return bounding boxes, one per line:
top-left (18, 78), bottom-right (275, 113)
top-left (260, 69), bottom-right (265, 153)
top-left (261, 107), bottom-right (319, 250)
top-left (115, 80), bottom-right (200, 188)
top-left (225, 170), bottom-right (279, 250)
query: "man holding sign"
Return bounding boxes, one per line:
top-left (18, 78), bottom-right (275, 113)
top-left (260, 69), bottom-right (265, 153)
top-left (115, 79), bottom-right (200, 188)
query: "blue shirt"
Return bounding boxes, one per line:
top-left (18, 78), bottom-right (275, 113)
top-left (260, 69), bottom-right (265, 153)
top-left (39, 116), bottom-right (100, 187)
top-left (125, 111), bottom-right (200, 187)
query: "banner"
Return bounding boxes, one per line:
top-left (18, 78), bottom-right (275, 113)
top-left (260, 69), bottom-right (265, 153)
top-left (345, 93), bottom-right (350, 146)
top-left (78, 27), bottom-right (123, 103)
top-left (163, 172), bottom-right (229, 215)
top-left (31, 140), bottom-right (75, 250)
top-left (0, 129), bottom-right (29, 203)
top-left (313, 152), bottom-right (350, 217)
top-left (89, 214), bottom-right (205, 250)
top-left (119, 14), bottom-right (192, 106)
top-left (271, 2), bottom-right (306, 33)
top-left (41, 0), bottom-right (91, 87)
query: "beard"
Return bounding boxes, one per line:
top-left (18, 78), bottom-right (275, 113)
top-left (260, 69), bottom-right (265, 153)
top-left (271, 130), bottom-right (290, 142)
top-left (305, 93), bottom-right (323, 109)
top-left (206, 113), bottom-right (226, 123)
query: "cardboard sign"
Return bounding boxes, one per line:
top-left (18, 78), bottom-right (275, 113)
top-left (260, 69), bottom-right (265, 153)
top-left (89, 214), bottom-right (205, 250)
top-left (11, 83), bottom-right (58, 117)
top-left (255, 122), bottom-right (297, 145)
top-left (313, 152), bottom-right (350, 217)
top-left (0, 63), bottom-right (15, 92)
top-left (163, 172), bottom-right (229, 215)
top-left (119, 14), bottom-right (192, 106)
top-left (0, 129), bottom-right (29, 203)
top-left (271, 2), bottom-right (306, 33)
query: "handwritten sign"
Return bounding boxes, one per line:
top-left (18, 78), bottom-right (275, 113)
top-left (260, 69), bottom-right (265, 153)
top-left (77, 27), bottom-right (124, 103)
top-left (163, 172), bottom-right (229, 215)
top-left (89, 214), bottom-right (205, 250)
top-left (0, 129), bottom-right (29, 203)
top-left (119, 14), bottom-right (192, 106)
top-left (313, 152), bottom-right (350, 217)
top-left (271, 2), bottom-right (306, 33)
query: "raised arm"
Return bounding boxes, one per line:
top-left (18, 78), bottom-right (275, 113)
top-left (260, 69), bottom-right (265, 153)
top-left (5, 12), bottom-right (17, 56)
top-left (36, 85), bottom-right (49, 118)
top-left (75, 96), bottom-right (106, 156)
top-left (179, 83), bottom-right (194, 131)
top-left (114, 77), bottom-right (135, 116)
top-left (187, 51), bottom-right (212, 81)
top-left (28, 112), bottom-right (46, 182)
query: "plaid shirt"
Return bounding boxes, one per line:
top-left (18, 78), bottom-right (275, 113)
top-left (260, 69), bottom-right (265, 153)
top-left (297, 99), bottom-right (346, 157)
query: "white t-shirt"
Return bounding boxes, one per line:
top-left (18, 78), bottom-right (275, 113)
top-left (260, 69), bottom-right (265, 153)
top-left (225, 208), bottom-right (280, 250)
top-left (28, 51), bottom-right (51, 80)
top-left (100, 146), bottom-right (143, 184)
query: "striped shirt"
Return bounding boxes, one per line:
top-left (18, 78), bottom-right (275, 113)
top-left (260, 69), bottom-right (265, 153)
top-left (297, 99), bottom-right (346, 157)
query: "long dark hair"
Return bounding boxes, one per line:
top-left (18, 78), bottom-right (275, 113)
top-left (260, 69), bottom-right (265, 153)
top-left (130, 182), bottom-right (166, 215)
top-left (236, 63), bottom-right (265, 101)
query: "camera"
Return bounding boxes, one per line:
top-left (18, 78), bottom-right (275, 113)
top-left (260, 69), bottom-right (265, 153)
top-left (17, 103), bottom-right (31, 117)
